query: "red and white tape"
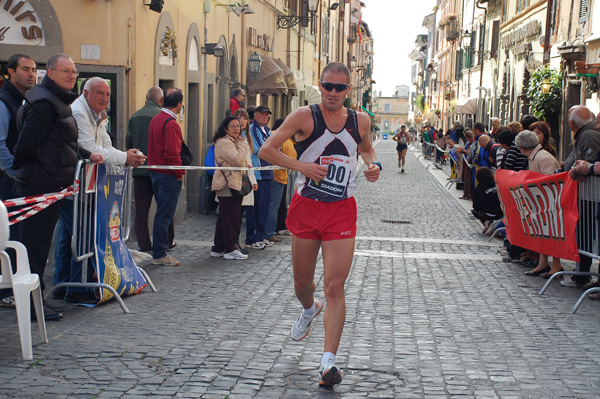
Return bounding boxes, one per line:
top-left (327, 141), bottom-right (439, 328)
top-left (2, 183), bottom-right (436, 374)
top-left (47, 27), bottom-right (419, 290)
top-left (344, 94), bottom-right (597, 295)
top-left (3, 183), bottom-right (78, 225)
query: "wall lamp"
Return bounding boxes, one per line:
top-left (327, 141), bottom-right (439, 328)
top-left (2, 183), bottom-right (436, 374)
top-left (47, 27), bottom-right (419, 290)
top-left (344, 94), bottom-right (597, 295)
top-left (202, 43), bottom-right (225, 57)
top-left (541, 78), bottom-right (552, 94)
top-left (277, 0), bottom-right (318, 29)
top-left (214, 2), bottom-right (254, 16)
top-left (248, 52), bottom-right (263, 77)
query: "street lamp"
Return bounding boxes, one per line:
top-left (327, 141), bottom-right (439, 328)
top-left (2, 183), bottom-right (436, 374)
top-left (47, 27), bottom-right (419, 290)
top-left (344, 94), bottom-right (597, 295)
top-left (277, 0), bottom-right (319, 29)
top-left (248, 52), bottom-right (263, 77)
top-left (202, 43), bottom-right (225, 57)
top-left (541, 78), bottom-right (552, 94)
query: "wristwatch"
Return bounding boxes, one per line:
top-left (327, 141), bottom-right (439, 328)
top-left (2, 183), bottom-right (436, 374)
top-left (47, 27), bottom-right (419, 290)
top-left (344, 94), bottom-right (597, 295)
top-left (371, 161), bottom-right (382, 171)
top-left (589, 162), bottom-right (596, 176)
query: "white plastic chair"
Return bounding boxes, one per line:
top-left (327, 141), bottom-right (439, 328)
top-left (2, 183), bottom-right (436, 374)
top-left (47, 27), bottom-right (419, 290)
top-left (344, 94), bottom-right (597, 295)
top-left (0, 201), bottom-right (47, 360)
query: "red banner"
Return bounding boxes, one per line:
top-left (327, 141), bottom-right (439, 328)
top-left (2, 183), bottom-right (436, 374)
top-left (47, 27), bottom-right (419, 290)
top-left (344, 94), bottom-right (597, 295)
top-left (495, 169), bottom-right (580, 262)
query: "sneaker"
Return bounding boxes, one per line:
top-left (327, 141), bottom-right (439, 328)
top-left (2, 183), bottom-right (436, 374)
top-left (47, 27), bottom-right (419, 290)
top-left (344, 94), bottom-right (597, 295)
top-left (277, 230), bottom-right (292, 236)
top-left (32, 303), bottom-right (63, 322)
top-left (0, 296), bottom-right (15, 308)
top-left (267, 236), bottom-right (282, 242)
top-left (261, 239), bottom-right (274, 247)
top-left (319, 363), bottom-right (343, 387)
top-left (210, 251), bottom-right (224, 257)
top-left (247, 242), bottom-right (266, 250)
top-left (560, 277), bottom-right (589, 287)
top-left (290, 299), bottom-right (323, 341)
top-left (224, 250), bottom-right (248, 260)
top-left (152, 254), bottom-right (181, 266)
top-left (401, 168), bottom-right (405, 173)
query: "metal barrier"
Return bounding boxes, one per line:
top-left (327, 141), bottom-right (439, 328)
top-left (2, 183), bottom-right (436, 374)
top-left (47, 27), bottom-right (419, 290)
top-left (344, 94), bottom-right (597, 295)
top-left (44, 160), bottom-right (156, 313)
top-left (539, 175), bottom-right (600, 313)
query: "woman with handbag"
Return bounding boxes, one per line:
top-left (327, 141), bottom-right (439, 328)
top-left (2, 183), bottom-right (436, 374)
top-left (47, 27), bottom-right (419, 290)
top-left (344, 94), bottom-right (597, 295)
top-left (210, 116), bottom-right (252, 260)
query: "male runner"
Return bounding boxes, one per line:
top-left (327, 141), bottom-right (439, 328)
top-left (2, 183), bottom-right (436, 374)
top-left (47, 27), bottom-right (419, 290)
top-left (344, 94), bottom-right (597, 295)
top-left (259, 62), bottom-right (381, 387)
top-left (392, 124), bottom-right (411, 172)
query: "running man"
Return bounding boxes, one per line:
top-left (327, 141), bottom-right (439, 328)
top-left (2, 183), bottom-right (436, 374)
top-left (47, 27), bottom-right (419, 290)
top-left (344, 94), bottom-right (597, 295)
top-left (393, 124), bottom-right (411, 172)
top-left (259, 62), bottom-right (381, 387)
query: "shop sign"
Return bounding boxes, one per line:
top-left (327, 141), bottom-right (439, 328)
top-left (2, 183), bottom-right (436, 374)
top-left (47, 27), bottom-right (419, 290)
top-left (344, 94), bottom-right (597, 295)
top-left (248, 27), bottom-right (273, 52)
top-left (502, 20), bottom-right (541, 50)
top-left (0, 0), bottom-right (45, 45)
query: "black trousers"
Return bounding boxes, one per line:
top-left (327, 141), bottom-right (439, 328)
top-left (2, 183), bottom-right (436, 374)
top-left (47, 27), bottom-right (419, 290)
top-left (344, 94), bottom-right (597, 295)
top-left (14, 183), bottom-right (63, 292)
top-left (212, 196), bottom-right (243, 253)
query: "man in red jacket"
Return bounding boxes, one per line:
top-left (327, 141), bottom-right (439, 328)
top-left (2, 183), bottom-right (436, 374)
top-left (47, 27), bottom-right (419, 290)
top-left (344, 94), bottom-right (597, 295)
top-left (147, 88), bottom-right (185, 266)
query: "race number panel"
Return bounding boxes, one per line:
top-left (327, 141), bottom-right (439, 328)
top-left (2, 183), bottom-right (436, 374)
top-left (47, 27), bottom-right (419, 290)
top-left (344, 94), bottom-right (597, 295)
top-left (308, 155), bottom-right (352, 197)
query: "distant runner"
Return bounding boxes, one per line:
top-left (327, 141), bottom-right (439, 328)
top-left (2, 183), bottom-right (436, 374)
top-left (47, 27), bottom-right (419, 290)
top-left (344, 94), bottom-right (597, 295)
top-left (393, 124), bottom-right (411, 172)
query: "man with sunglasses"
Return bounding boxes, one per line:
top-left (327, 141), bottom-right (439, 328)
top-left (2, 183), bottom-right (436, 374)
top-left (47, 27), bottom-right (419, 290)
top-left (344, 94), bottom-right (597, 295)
top-left (259, 62), bottom-right (380, 387)
top-left (229, 88), bottom-right (245, 113)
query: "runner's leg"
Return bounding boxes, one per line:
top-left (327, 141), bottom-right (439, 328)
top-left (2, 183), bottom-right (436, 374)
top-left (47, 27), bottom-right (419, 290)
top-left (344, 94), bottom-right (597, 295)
top-left (321, 237), bottom-right (355, 354)
top-left (400, 149), bottom-right (407, 167)
top-left (291, 235), bottom-right (320, 309)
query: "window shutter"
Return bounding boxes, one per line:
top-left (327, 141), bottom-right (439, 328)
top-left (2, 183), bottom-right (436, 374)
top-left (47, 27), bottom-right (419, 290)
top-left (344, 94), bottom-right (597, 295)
top-left (579, 0), bottom-right (589, 23)
top-left (490, 20), bottom-right (500, 59)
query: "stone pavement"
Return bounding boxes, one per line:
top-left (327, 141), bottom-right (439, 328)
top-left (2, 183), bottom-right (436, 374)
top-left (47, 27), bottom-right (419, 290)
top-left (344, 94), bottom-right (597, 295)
top-left (1, 139), bottom-right (600, 398)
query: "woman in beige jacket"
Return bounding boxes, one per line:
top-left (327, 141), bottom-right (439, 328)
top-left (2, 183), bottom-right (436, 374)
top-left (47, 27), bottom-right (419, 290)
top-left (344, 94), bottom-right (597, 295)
top-left (210, 116), bottom-right (250, 260)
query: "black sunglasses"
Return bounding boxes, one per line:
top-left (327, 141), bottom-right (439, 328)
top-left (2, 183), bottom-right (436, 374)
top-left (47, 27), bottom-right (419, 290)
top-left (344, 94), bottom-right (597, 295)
top-left (319, 81), bottom-right (350, 92)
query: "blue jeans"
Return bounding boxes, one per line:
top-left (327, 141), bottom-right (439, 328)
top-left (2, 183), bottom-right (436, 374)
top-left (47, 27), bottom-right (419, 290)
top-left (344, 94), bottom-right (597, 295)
top-left (151, 172), bottom-right (182, 258)
top-left (245, 179), bottom-right (271, 244)
top-left (53, 198), bottom-right (95, 294)
top-left (264, 180), bottom-right (285, 238)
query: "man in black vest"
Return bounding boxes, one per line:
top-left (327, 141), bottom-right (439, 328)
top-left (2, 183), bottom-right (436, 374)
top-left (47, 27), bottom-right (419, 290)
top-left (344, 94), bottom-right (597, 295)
top-left (0, 53), bottom-right (36, 308)
top-left (12, 53), bottom-right (103, 321)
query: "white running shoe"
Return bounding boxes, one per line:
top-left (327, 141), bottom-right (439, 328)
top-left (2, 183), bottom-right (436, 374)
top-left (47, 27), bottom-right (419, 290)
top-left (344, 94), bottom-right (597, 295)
top-left (210, 251), bottom-right (224, 257)
top-left (224, 250), bottom-right (248, 260)
top-left (261, 239), bottom-right (274, 247)
top-left (290, 299), bottom-right (323, 341)
top-left (319, 362), bottom-right (343, 386)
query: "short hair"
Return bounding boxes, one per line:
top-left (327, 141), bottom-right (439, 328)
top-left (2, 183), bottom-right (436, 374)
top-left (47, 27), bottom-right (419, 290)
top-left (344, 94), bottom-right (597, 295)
top-left (473, 122), bottom-right (486, 134)
top-left (47, 53), bottom-right (73, 70)
top-left (491, 117), bottom-right (500, 122)
top-left (322, 62), bottom-right (351, 83)
top-left (507, 121), bottom-right (522, 134)
top-left (464, 129), bottom-right (474, 139)
top-left (163, 88), bottom-right (183, 108)
top-left (272, 118), bottom-right (285, 131)
top-left (234, 88), bottom-right (245, 97)
top-left (497, 128), bottom-right (516, 145)
top-left (515, 130), bottom-right (539, 150)
top-left (7, 54), bottom-right (34, 72)
top-left (84, 77), bottom-right (109, 92)
top-left (519, 114), bottom-right (538, 130)
top-left (476, 167), bottom-right (494, 184)
top-left (569, 106), bottom-right (596, 128)
top-left (147, 86), bottom-right (163, 102)
top-left (246, 105), bottom-right (256, 120)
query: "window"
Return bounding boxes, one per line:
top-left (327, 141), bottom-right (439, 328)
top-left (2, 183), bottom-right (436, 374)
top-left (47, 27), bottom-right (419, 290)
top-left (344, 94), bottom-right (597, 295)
top-left (384, 103), bottom-right (391, 112)
top-left (579, 0), bottom-right (589, 23)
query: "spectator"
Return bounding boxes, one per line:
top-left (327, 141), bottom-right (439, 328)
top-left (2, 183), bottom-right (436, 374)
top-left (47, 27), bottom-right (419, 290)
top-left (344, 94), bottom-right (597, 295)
top-left (561, 105), bottom-right (600, 287)
top-left (245, 105), bottom-right (274, 250)
top-left (490, 117), bottom-right (500, 140)
top-left (493, 126), bottom-right (511, 167)
top-left (209, 116), bottom-right (250, 260)
top-left (0, 53), bottom-right (36, 308)
top-left (233, 108), bottom-right (258, 254)
top-left (507, 121), bottom-right (522, 135)
top-left (229, 89), bottom-right (245, 114)
top-left (52, 77), bottom-right (146, 304)
top-left (147, 88), bottom-right (185, 266)
top-left (127, 87), bottom-right (177, 250)
top-left (515, 130), bottom-right (562, 277)
top-left (520, 114), bottom-right (538, 131)
top-left (471, 167), bottom-right (503, 232)
top-left (472, 122), bottom-right (490, 186)
top-left (265, 118), bottom-right (289, 242)
top-left (13, 53), bottom-right (103, 320)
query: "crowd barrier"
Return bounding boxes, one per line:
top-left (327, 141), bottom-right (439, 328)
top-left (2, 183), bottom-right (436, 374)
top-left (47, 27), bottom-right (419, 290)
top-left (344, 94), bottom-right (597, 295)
top-left (539, 175), bottom-right (600, 313)
top-left (43, 160), bottom-right (156, 314)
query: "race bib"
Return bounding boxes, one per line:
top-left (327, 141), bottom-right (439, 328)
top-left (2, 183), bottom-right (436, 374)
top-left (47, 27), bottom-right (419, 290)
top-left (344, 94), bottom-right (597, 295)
top-left (308, 155), bottom-right (352, 197)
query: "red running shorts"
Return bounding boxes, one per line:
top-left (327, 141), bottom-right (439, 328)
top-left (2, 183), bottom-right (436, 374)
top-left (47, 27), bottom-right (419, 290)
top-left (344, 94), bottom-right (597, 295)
top-left (286, 194), bottom-right (357, 241)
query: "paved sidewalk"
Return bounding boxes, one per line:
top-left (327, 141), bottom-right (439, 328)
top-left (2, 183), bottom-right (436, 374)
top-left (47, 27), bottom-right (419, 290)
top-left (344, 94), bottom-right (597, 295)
top-left (1, 139), bottom-right (600, 398)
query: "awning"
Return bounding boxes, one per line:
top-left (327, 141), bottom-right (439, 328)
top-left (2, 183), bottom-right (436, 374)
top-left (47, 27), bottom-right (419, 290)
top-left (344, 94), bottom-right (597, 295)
top-left (455, 97), bottom-right (478, 115)
top-left (293, 70), bottom-right (305, 91)
top-left (273, 58), bottom-right (298, 96)
top-left (247, 55), bottom-right (288, 96)
top-left (304, 85), bottom-right (321, 105)
top-left (438, 13), bottom-right (457, 26)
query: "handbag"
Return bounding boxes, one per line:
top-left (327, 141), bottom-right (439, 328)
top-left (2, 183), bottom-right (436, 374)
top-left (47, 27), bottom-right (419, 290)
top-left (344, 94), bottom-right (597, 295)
top-left (221, 170), bottom-right (252, 198)
top-left (163, 117), bottom-right (194, 166)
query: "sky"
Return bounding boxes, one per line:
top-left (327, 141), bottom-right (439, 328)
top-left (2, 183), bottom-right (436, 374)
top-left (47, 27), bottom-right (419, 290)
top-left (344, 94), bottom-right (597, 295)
top-left (361, 1), bottom-right (437, 97)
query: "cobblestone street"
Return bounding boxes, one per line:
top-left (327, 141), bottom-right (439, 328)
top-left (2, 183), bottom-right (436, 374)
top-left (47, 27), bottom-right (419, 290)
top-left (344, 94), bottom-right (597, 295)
top-left (1, 139), bottom-right (600, 398)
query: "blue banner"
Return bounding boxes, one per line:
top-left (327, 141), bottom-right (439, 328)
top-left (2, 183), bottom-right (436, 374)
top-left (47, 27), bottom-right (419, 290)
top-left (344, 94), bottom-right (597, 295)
top-left (95, 164), bottom-right (146, 303)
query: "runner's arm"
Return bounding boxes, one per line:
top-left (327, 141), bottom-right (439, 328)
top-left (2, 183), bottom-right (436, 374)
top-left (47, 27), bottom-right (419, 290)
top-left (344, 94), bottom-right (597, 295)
top-left (356, 112), bottom-right (380, 182)
top-left (259, 108), bottom-right (328, 182)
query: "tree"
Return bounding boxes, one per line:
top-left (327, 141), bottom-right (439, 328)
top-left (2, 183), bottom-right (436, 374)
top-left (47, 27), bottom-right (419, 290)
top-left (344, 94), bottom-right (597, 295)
top-left (526, 65), bottom-right (561, 121)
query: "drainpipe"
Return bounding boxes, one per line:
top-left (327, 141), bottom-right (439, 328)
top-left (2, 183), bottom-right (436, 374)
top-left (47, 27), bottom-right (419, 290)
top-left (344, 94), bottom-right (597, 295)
top-left (543, 0), bottom-right (553, 64)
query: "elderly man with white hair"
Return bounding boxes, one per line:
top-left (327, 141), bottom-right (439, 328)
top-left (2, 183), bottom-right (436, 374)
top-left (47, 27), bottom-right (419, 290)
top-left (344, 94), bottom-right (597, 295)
top-left (52, 77), bottom-right (146, 304)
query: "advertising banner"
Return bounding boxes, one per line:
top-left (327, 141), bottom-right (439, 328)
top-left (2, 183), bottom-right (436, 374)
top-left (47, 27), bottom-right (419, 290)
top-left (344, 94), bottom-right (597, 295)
top-left (495, 169), bottom-right (580, 262)
top-left (95, 164), bottom-right (146, 303)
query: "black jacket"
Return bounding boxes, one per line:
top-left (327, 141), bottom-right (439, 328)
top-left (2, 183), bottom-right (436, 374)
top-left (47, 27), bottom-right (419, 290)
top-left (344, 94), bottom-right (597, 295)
top-left (0, 79), bottom-right (24, 155)
top-left (14, 75), bottom-right (89, 192)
